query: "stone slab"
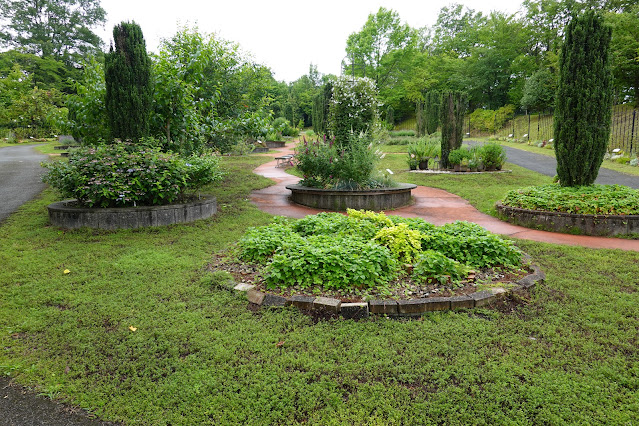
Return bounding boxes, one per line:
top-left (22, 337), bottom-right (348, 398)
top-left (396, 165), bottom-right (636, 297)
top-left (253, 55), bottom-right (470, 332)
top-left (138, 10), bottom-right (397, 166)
top-left (262, 293), bottom-right (288, 307)
top-left (397, 299), bottom-right (429, 315)
top-left (289, 295), bottom-right (315, 310)
top-left (449, 296), bottom-right (475, 310)
top-left (423, 297), bottom-right (451, 311)
top-left (369, 300), bottom-right (398, 315)
top-left (246, 289), bottom-right (265, 305)
top-left (233, 283), bottom-right (255, 292)
top-left (471, 291), bottom-right (494, 307)
top-left (313, 297), bottom-right (341, 313)
top-left (341, 302), bottom-right (369, 319)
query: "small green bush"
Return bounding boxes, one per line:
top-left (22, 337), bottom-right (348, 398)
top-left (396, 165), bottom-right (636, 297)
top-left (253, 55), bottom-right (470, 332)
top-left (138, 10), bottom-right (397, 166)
top-left (481, 142), bottom-right (507, 169)
top-left (238, 224), bottom-right (303, 264)
top-left (412, 250), bottom-right (469, 285)
top-left (292, 212), bottom-right (379, 240)
top-left (424, 222), bottom-right (522, 268)
top-left (447, 147), bottom-right (470, 166)
top-left (265, 235), bottom-right (397, 290)
top-left (295, 134), bottom-right (390, 189)
top-left (42, 142), bottom-right (223, 207)
top-left (373, 224), bottom-right (422, 264)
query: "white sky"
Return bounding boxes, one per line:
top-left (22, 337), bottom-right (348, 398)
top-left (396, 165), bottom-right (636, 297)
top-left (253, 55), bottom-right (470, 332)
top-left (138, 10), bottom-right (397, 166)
top-left (97, 0), bottom-right (524, 83)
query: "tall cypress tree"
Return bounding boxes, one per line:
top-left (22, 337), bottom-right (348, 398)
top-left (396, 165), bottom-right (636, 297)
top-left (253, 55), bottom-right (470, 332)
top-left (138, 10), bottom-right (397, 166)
top-left (416, 100), bottom-right (425, 137)
top-left (554, 11), bottom-right (613, 187)
top-left (424, 90), bottom-right (440, 135)
top-left (104, 22), bottom-right (153, 141)
top-left (440, 91), bottom-right (467, 169)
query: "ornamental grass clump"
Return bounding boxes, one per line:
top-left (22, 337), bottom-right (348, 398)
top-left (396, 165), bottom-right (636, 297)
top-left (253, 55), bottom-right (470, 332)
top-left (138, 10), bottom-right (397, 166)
top-left (236, 210), bottom-right (522, 293)
top-left (42, 143), bottom-right (223, 208)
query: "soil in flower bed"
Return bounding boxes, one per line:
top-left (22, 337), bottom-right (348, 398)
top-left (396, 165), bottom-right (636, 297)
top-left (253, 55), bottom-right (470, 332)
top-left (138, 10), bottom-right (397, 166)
top-left (208, 251), bottom-right (531, 303)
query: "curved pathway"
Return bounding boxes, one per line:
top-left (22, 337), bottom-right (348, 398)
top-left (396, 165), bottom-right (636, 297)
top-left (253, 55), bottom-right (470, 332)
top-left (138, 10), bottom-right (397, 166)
top-left (251, 145), bottom-right (639, 252)
top-left (0, 144), bottom-right (47, 223)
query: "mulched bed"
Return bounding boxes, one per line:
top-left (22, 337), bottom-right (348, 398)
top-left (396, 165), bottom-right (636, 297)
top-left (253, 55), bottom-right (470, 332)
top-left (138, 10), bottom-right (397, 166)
top-left (208, 251), bottom-right (531, 304)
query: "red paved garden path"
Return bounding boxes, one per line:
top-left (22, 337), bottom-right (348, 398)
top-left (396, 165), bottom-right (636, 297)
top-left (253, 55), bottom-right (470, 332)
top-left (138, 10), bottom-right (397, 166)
top-left (251, 145), bottom-right (639, 252)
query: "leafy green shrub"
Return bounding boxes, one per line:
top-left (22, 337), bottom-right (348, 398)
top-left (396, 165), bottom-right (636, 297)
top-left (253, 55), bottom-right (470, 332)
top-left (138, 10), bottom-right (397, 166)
top-left (412, 250), bottom-right (469, 285)
top-left (424, 222), bottom-right (522, 268)
top-left (388, 216), bottom-right (437, 235)
top-left (501, 184), bottom-right (639, 215)
top-left (292, 212), bottom-right (379, 240)
top-left (481, 143), bottom-right (507, 169)
top-left (235, 213), bottom-right (521, 293)
top-left (347, 209), bottom-right (393, 228)
top-left (42, 143), bottom-right (223, 207)
top-left (373, 224), bottom-right (422, 264)
top-left (238, 224), bottom-right (303, 264)
top-left (447, 147), bottom-right (470, 166)
top-left (265, 235), bottom-right (397, 290)
top-left (470, 105), bottom-right (515, 133)
top-left (295, 134), bottom-right (390, 189)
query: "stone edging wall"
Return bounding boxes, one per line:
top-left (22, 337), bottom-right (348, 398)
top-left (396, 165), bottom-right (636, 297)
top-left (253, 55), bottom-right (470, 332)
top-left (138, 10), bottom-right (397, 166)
top-left (286, 183), bottom-right (416, 211)
top-left (496, 202), bottom-right (639, 236)
top-left (233, 262), bottom-right (545, 319)
top-left (47, 197), bottom-right (217, 230)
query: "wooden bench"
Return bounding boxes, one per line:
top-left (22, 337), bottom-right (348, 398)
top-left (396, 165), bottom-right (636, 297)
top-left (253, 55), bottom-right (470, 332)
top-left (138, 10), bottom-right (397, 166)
top-left (275, 154), bottom-right (294, 168)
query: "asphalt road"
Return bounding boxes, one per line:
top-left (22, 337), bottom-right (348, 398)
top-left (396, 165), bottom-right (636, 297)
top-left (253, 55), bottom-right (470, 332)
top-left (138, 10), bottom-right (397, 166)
top-left (0, 144), bottom-right (47, 223)
top-left (467, 141), bottom-right (639, 189)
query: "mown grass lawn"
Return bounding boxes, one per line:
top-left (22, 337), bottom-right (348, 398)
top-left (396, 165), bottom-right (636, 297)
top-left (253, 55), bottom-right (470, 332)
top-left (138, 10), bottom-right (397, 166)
top-left (1, 154), bottom-right (638, 424)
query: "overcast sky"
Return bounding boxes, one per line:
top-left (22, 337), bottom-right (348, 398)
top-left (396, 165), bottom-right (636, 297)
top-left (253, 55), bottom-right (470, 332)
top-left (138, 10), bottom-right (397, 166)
top-left (97, 0), bottom-right (524, 83)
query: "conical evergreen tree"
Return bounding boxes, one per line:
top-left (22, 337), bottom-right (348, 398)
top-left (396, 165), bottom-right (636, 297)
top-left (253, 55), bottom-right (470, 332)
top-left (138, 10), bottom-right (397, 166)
top-left (424, 90), bottom-right (440, 135)
top-left (554, 11), bottom-right (613, 187)
top-left (104, 22), bottom-right (153, 141)
top-left (440, 91), bottom-right (467, 169)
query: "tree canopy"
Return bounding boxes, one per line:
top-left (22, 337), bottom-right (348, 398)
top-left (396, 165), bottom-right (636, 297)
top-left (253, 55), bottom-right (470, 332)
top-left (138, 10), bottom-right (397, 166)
top-left (0, 0), bottom-right (106, 62)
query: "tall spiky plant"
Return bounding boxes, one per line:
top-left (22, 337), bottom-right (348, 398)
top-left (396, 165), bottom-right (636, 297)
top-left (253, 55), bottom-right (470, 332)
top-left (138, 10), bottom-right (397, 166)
top-left (104, 21), bottom-right (153, 141)
top-left (554, 11), bottom-right (613, 187)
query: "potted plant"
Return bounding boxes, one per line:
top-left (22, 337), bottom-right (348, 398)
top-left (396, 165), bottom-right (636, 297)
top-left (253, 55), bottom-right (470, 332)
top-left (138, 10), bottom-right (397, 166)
top-left (408, 140), bottom-right (440, 170)
top-left (407, 155), bottom-right (418, 170)
top-left (481, 142), bottom-right (507, 171)
top-left (447, 148), bottom-right (466, 172)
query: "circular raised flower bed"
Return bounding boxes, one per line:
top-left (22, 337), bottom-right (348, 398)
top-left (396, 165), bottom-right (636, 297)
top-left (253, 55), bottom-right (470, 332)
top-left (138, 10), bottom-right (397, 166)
top-left (496, 202), bottom-right (639, 236)
top-left (286, 183), bottom-right (416, 211)
top-left (47, 196), bottom-right (217, 230)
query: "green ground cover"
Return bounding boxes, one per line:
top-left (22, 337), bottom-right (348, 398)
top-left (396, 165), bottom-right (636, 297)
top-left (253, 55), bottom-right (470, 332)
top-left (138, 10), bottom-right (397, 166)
top-left (1, 154), bottom-right (638, 424)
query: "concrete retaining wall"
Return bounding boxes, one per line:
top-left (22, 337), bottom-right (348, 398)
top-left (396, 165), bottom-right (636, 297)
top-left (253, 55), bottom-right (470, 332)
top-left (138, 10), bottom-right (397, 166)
top-left (286, 183), bottom-right (416, 211)
top-left (496, 202), bottom-right (639, 236)
top-left (48, 197), bottom-right (217, 230)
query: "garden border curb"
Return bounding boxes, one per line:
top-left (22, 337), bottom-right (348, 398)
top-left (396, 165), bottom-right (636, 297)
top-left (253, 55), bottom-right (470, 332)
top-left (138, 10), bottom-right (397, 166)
top-left (496, 202), bottom-right (639, 236)
top-left (47, 196), bottom-right (217, 230)
top-left (286, 183), bottom-right (417, 211)
top-left (234, 256), bottom-right (545, 319)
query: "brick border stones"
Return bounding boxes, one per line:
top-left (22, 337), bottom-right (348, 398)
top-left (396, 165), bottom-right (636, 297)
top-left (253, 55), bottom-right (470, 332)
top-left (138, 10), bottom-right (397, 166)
top-left (496, 202), bottom-right (639, 236)
top-left (286, 183), bottom-right (417, 211)
top-left (233, 260), bottom-right (545, 319)
top-left (47, 196), bottom-right (217, 230)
